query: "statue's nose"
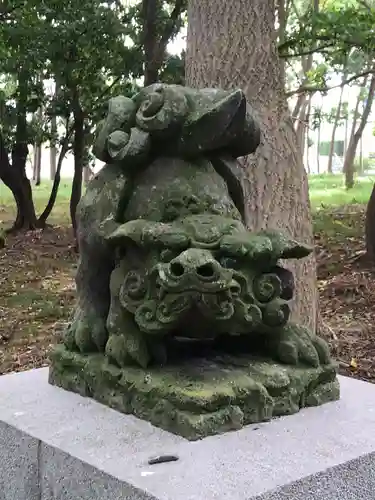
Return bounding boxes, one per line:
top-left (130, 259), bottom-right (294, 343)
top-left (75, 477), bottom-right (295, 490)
top-left (168, 249), bottom-right (219, 281)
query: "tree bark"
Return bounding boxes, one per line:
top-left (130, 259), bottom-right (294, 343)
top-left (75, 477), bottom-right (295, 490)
top-left (50, 114), bottom-right (57, 180)
top-left (0, 131), bottom-right (23, 218)
top-left (33, 104), bottom-right (43, 185)
top-left (142, 0), bottom-right (186, 86)
top-left (38, 125), bottom-right (72, 226)
top-left (327, 72), bottom-right (347, 174)
top-left (343, 72), bottom-right (375, 189)
top-left (292, 0), bottom-right (318, 134)
top-left (0, 71), bottom-right (38, 231)
top-left (70, 89), bottom-right (85, 240)
top-left (347, 77), bottom-right (367, 154)
top-left (296, 95), bottom-right (310, 161)
top-left (305, 97), bottom-right (312, 174)
top-left (33, 143), bottom-right (42, 185)
top-left (276, 0), bottom-right (291, 84)
top-left (13, 72), bottom-right (38, 230)
top-left (142, 0), bottom-right (159, 86)
top-left (186, 0), bottom-right (317, 332)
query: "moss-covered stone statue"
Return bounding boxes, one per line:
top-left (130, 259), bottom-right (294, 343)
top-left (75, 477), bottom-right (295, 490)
top-left (49, 83), bottom-right (339, 440)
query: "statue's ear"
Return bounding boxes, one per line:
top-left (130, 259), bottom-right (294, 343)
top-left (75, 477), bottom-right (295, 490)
top-left (106, 219), bottom-right (190, 250)
top-left (219, 230), bottom-right (312, 262)
top-left (219, 233), bottom-right (274, 261)
top-left (260, 230), bottom-right (313, 260)
top-left (180, 89), bottom-right (245, 155)
top-left (179, 89), bottom-right (260, 158)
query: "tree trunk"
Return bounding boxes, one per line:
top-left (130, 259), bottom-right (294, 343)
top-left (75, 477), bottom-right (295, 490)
top-left (365, 182), bottom-right (375, 261)
top-left (305, 97), bottom-right (312, 174)
top-left (33, 143), bottom-right (42, 185)
top-left (276, 0), bottom-right (290, 83)
top-left (327, 72), bottom-right (347, 174)
top-left (33, 104), bottom-right (43, 185)
top-left (0, 132), bottom-right (24, 218)
top-left (50, 114), bottom-right (57, 180)
top-left (343, 72), bottom-right (375, 189)
top-left (292, 0), bottom-right (318, 130)
top-left (13, 73), bottom-right (38, 229)
top-left (142, 0), bottom-right (160, 86)
top-left (70, 90), bottom-right (85, 240)
top-left (347, 78), bottom-right (367, 153)
top-left (186, 0), bottom-right (317, 332)
top-left (38, 126), bottom-right (71, 226)
top-left (142, 0), bottom-right (186, 86)
top-left (318, 121), bottom-right (323, 174)
top-left (32, 144), bottom-right (37, 181)
top-left (296, 95), bottom-right (310, 160)
top-left (0, 72), bottom-right (38, 231)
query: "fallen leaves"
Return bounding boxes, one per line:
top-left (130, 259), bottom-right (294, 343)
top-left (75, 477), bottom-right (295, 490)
top-left (0, 227), bottom-right (75, 374)
top-left (316, 204), bottom-right (375, 382)
top-left (350, 357), bottom-right (358, 371)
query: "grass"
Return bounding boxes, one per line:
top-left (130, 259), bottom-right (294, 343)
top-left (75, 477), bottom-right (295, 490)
top-left (0, 172), bottom-right (375, 380)
top-left (1, 173), bottom-right (374, 216)
top-left (309, 173), bottom-right (375, 209)
top-left (0, 179), bottom-right (72, 226)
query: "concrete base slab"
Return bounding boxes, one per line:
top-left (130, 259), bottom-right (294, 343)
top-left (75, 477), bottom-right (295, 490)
top-left (0, 368), bottom-right (375, 500)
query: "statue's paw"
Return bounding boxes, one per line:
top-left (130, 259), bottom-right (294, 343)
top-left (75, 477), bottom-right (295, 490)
top-left (311, 335), bottom-right (331, 365)
top-left (64, 308), bottom-right (108, 353)
top-left (272, 324), bottom-right (331, 367)
top-left (63, 322), bottom-right (78, 351)
top-left (105, 332), bottom-right (151, 368)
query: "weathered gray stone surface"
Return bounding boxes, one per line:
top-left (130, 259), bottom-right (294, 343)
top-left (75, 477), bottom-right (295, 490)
top-left (56, 84), bottom-right (339, 439)
top-left (1, 368), bottom-right (375, 500)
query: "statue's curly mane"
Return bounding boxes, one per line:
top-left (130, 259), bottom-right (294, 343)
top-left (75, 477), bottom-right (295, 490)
top-left (94, 83), bottom-right (261, 167)
top-left (94, 83), bottom-right (262, 222)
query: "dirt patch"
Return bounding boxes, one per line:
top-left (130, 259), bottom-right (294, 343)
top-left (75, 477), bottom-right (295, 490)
top-left (1, 207), bottom-right (375, 384)
top-left (0, 227), bottom-right (76, 374)
top-left (315, 205), bottom-right (375, 382)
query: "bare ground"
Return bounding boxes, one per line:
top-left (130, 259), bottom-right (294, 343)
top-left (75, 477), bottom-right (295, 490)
top-left (1, 206), bottom-right (374, 382)
top-left (0, 228), bottom-right (76, 374)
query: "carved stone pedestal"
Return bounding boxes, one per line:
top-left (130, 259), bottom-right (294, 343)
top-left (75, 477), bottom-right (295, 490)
top-left (49, 344), bottom-right (339, 440)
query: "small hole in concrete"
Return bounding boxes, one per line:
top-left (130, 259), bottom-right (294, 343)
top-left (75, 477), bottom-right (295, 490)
top-left (148, 454), bottom-right (179, 465)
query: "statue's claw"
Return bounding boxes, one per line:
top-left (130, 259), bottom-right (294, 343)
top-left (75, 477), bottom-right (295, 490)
top-left (269, 324), bottom-right (331, 367)
top-left (64, 307), bottom-right (108, 353)
top-left (105, 331), bottom-right (151, 368)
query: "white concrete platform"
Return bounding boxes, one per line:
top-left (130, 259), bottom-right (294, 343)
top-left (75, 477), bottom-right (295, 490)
top-left (1, 368), bottom-right (375, 499)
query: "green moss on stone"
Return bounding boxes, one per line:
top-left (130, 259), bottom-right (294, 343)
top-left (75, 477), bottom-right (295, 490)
top-left (49, 345), bottom-right (340, 441)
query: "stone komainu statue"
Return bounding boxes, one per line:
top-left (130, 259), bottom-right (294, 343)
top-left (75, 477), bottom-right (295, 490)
top-left (50, 83), bottom-right (339, 440)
